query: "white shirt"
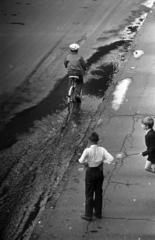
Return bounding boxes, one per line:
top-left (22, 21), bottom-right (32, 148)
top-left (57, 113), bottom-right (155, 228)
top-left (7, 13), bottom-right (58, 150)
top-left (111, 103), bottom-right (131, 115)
top-left (145, 129), bottom-right (151, 135)
top-left (79, 144), bottom-right (114, 167)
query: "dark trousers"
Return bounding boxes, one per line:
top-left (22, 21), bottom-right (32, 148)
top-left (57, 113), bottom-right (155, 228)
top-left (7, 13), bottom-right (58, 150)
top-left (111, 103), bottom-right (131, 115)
top-left (85, 168), bottom-right (104, 217)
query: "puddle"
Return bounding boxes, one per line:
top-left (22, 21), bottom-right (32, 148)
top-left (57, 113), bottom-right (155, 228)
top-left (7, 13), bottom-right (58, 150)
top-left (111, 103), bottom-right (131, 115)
top-left (0, 40), bottom-right (130, 151)
top-left (84, 63), bottom-right (114, 98)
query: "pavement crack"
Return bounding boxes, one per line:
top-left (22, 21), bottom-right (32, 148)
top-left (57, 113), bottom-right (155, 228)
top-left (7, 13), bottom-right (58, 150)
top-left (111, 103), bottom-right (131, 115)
top-left (141, 77), bottom-right (149, 96)
top-left (109, 180), bottom-right (141, 187)
top-left (120, 115), bottom-right (138, 154)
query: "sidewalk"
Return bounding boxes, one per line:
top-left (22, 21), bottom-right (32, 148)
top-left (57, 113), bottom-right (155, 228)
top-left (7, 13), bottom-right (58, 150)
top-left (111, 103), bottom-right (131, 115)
top-left (30, 6), bottom-right (155, 240)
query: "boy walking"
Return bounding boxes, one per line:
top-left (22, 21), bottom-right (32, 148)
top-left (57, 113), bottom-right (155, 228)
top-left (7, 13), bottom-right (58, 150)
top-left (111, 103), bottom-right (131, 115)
top-left (79, 132), bottom-right (114, 221)
top-left (140, 116), bottom-right (155, 173)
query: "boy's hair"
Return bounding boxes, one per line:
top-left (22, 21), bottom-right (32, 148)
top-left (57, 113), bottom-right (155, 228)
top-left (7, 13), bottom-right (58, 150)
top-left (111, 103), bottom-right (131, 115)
top-left (89, 132), bottom-right (99, 143)
top-left (141, 116), bottom-right (154, 129)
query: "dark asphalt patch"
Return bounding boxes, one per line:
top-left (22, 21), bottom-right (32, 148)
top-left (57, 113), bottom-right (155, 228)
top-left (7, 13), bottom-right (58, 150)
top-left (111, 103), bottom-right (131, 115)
top-left (0, 40), bottom-right (130, 151)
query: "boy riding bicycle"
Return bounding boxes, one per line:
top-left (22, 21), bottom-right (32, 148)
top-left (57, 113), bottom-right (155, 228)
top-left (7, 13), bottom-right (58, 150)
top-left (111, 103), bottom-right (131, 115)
top-left (64, 43), bottom-right (87, 102)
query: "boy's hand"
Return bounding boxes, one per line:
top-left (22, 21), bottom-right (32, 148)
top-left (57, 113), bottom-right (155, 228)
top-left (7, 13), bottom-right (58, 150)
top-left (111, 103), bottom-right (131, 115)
top-left (104, 160), bottom-right (111, 164)
top-left (84, 163), bottom-right (89, 169)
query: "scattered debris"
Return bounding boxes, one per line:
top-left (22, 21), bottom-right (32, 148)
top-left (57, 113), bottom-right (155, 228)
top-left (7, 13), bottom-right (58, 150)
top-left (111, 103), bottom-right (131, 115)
top-left (97, 119), bottom-right (103, 126)
top-left (141, 0), bottom-right (155, 8)
top-left (133, 50), bottom-right (144, 58)
top-left (120, 13), bottom-right (147, 40)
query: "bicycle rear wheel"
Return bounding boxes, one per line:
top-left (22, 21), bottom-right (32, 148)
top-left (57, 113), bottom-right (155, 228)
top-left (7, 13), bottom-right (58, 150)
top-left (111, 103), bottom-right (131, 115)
top-left (68, 100), bottom-right (74, 114)
top-left (67, 86), bottom-right (75, 115)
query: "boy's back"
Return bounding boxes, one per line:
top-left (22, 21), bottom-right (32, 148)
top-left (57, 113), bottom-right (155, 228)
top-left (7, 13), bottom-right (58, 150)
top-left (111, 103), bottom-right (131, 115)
top-left (143, 129), bottom-right (155, 160)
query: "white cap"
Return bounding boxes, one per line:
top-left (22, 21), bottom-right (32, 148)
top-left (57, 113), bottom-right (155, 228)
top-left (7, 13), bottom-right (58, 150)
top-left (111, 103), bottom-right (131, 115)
top-left (69, 43), bottom-right (80, 51)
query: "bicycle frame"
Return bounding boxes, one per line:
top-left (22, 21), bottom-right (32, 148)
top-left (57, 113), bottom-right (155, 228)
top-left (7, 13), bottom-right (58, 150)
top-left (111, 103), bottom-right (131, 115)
top-left (67, 76), bottom-right (80, 115)
top-left (68, 76), bottom-right (79, 99)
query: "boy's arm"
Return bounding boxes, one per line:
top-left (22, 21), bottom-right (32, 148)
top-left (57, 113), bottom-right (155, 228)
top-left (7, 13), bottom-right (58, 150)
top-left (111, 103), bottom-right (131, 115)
top-left (79, 57), bottom-right (87, 71)
top-left (142, 132), bottom-right (155, 156)
top-left (64, 56), bottom-right (69, 68)
top-left (98, 150), bottom-right (114, 171)
top-left (103, 149), bottom-right (114, 164)
top-left (79, 149), bottom-right (88, 164)
top-left (142, 146), bottom-right (155, 156)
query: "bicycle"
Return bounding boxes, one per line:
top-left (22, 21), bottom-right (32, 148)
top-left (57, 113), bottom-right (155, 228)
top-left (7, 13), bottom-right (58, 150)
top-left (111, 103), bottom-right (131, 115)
top-left (67, 76), bottom-right (82, 116)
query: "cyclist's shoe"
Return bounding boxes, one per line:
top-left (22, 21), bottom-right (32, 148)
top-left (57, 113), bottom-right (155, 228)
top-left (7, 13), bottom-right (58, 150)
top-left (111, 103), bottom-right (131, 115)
top-left (75, 95), bottom-right (81, 103)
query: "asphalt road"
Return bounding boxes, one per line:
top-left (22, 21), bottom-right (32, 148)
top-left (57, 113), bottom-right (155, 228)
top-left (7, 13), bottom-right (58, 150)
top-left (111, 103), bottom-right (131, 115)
top-left (0, 1), bottom-right (154, 240)
top-left (30, 4), bottom-right (155, 240)
top-left (0, 0), bottom-right (151, 128)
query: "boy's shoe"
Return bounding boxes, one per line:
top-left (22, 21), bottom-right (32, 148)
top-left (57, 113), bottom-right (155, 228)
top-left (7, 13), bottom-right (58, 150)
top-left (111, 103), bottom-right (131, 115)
top-left (93, 213), bottom-right (102, 219)
top-left (81, 214), bottom-right (92, 221)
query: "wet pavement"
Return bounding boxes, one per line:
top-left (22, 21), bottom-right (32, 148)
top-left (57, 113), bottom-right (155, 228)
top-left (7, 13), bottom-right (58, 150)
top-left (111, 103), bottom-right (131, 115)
top-left (0, 39), bottom-right (131, 240)
top-left (30, 5), bottom-right (155, 240)
top-left (0, 1), bottom-right (155, 240)
top-left (0, 40), bottom-right (130, 151)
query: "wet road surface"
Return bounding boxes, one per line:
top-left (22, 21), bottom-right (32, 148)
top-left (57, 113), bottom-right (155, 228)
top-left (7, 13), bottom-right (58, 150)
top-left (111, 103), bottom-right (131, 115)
top-left (0, 1), bottom-right (153, 239)
top-left (0, 40), bottom-right (130, 240)
top-left (0, 40), bottom-right (131, 151)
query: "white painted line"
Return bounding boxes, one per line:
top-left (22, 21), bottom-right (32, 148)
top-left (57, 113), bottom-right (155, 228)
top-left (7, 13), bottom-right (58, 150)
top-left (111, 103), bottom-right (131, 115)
top-left (112, 78), bottom-right (132, 110)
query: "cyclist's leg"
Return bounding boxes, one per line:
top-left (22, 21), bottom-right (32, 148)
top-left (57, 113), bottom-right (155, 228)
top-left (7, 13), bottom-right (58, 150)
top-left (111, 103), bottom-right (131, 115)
top-left (69, 76), bottom-right (72, 88)
top-left (68, 76), bottom-right (72, 92)
top-left (68, 76), bottom-right (73, 98)
top-left (76, 76), bottom-right (83, 96)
